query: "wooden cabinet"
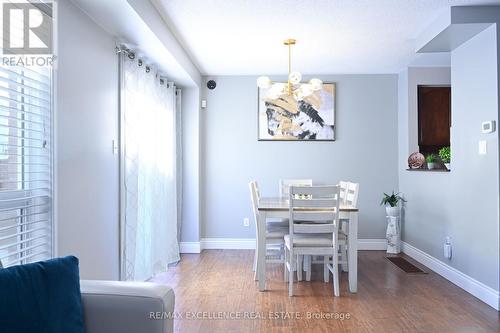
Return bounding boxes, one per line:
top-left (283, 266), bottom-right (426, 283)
top-left (418, 86), bottom-right (451, 154)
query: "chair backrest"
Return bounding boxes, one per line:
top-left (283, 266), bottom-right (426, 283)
top-left (339, 181), bottom-right (359, 207)
top-left (249, 181), bottom-right (259, 225)
top-left (288, 185), bottom-right (340, 239)
top-left (279, 179), bottom-right (312, 198)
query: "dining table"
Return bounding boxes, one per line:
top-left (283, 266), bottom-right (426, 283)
top-left (256, 197), bottom-right (359, 293)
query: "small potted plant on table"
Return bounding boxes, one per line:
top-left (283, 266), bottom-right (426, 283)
top-left (426, 154), bottom-right (438, 170)
top-left (380, 191), bottom-right (406, 217)
top-left (439, 146), bottom-right (451, 170)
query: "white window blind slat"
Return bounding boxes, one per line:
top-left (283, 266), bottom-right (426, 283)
top-left (0, 202), bottom-right (48, 215)
top-left (0, 76), bottom-right (50, 97)
top-left (0, 114), bottom-right (47, 128)
top-left (0, 126), bottom-right (47, 136)
top-left (0, 62), bottom-right (52, 268)
top-left (0, 234), bottom-right (47, 253)
top-left (0, 105), bottom-right (50, 120)
top-left (0, 86), bottom-right (51, 105)
top-left (0, 226), bottom-right (49, 242)
top-left (0, 210), bottom-right (49, 223)
top-left (0, 134), bottom-right (48, 143)
top-left (6, 251), bottom-right (50, 267)
top-left (0, 96), bottom-right (50, 111)
top-left (0, 66), bottom-right (50, 85)
top-left (0, 242), bottom-right (49, 262)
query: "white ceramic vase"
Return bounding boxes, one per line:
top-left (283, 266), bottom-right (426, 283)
top-left (386, 206), bottom-right (400, 217)
top-left (386, 216), bottom-right (401, 254)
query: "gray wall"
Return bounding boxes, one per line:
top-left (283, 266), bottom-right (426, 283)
top-left (201, 75), bottom-right (398, 239)
top-left (399, 25), bottom-right (499, 290)
top-left (181, 87), bottom-right (201, 242)
top-left (57, 0), bottom-right (120, 279)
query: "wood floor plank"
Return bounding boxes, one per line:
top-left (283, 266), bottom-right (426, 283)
top-left (152, 250), bottom-right (500, 332)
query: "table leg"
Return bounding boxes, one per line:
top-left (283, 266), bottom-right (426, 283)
top-left (348, 211), bottom-right (358, 293)
top-left (257, 212), bottom-right (266, 291)
top-left (341, 220), bottom-right (349, 272)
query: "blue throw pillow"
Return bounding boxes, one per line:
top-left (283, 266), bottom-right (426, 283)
top-left (0, 256), bottom-right (84, 333)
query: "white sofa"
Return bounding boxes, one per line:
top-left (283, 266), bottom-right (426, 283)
top-left (81, 280), bottom-right (175, 333)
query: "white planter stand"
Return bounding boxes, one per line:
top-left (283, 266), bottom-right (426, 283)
top-left (386, 216), bottom-right (401, 254)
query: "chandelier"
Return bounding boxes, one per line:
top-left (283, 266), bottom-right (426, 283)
top-left (256, 39), bottom-right (323, 100)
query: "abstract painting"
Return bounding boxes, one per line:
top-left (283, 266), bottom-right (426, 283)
top-left (258, 83), bottom-right (335, 141)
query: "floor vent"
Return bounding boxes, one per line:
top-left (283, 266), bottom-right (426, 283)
top-left (387, 256), bottom-right (427, 274)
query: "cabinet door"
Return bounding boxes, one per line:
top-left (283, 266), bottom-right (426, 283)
top-left (418, 86), bottom-right (451, 154)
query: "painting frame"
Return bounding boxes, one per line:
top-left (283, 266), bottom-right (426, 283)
top-left (257, 82), bottom-right (336, 142)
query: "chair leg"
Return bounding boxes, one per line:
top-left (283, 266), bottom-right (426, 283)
top-left (253, 248), bottom-right (257, 271)
top-left (289, 251), bottom-right (294, 297)
top-left (306, 255), bottom-right (312, 281)
top-left (341, 245), bottom-right (348, 272)
top-left (284, 246), bottom-right (288, 282)
top-left (332, 250), bottom-right (340, 297)
top-left (253, 247), bottom-right (258, 281)
top-left (324, 256), bottom-right (329, 283)
top-left (297, 255), bottom-right (303, 281)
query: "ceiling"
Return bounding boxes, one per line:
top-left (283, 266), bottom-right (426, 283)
top-left (153, 0), bottom-right (500, 75)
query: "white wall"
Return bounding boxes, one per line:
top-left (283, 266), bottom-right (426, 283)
top-left (56, 0), bottom-right (119, 279)
top-left (201, 75), bottom-right (398, 239)
top-left (399, 25), bottom-right (500, 291)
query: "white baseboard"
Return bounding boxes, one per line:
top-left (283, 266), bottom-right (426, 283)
top-left (201, 238), bottom-right (256, 250)
top-left (402, 241), bottom-right (500, 311)
top-left (180, 238), bottom-right (387, 253)
top-left (358, 238), bottom-right (387, 250)
top-left (179, 241), bottom-right (201, 254)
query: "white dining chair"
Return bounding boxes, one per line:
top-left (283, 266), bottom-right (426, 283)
top-left (249, 181), bottom-right (288, 281)
top-left (302, 181), bottom-right (359, 279)
top-left (338, 181), bottom-right (359, 271)
top-left (279, 179), bottom-right (312, 280)
top-left (284, 185), bottom-right (345, 296)
top-left (339, 181), bottom-right (359, 208)
top-left (279, 179), bottom-right (313, 198)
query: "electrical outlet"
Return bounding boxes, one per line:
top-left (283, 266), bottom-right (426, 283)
top-left (243, 218), bottom-right (250, 227)
top-left (444, 236), bottom-right (452, 259)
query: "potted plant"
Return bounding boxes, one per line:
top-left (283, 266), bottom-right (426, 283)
top-left (426, 154), bottom-right (438, 170)
top-left (439, 146), bottom-right (451, 170)
top-left (380, 191), bottom-right (406, 217)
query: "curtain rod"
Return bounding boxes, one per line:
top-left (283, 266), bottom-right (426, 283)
top-left (116, 45), bottom-right (175, 86)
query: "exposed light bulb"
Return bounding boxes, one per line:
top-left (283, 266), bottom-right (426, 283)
top-left (299, 84), bottom-right (313, 97)
top-left (257, 76), bottom-right (272, 89)
top-left (288, 71), bottom-right (302, 85)
top-left (309, 78), bottom-right (323, 91)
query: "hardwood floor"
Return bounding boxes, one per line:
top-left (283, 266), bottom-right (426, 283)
top-left (152, 250), bottom-right (500, 333)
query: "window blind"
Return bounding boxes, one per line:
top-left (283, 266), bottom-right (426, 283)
top-left (0, 64), bottom-right (52, 268)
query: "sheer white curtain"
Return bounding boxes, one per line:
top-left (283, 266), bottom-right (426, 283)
top-left (121, 53), bottom-right (180, 281)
